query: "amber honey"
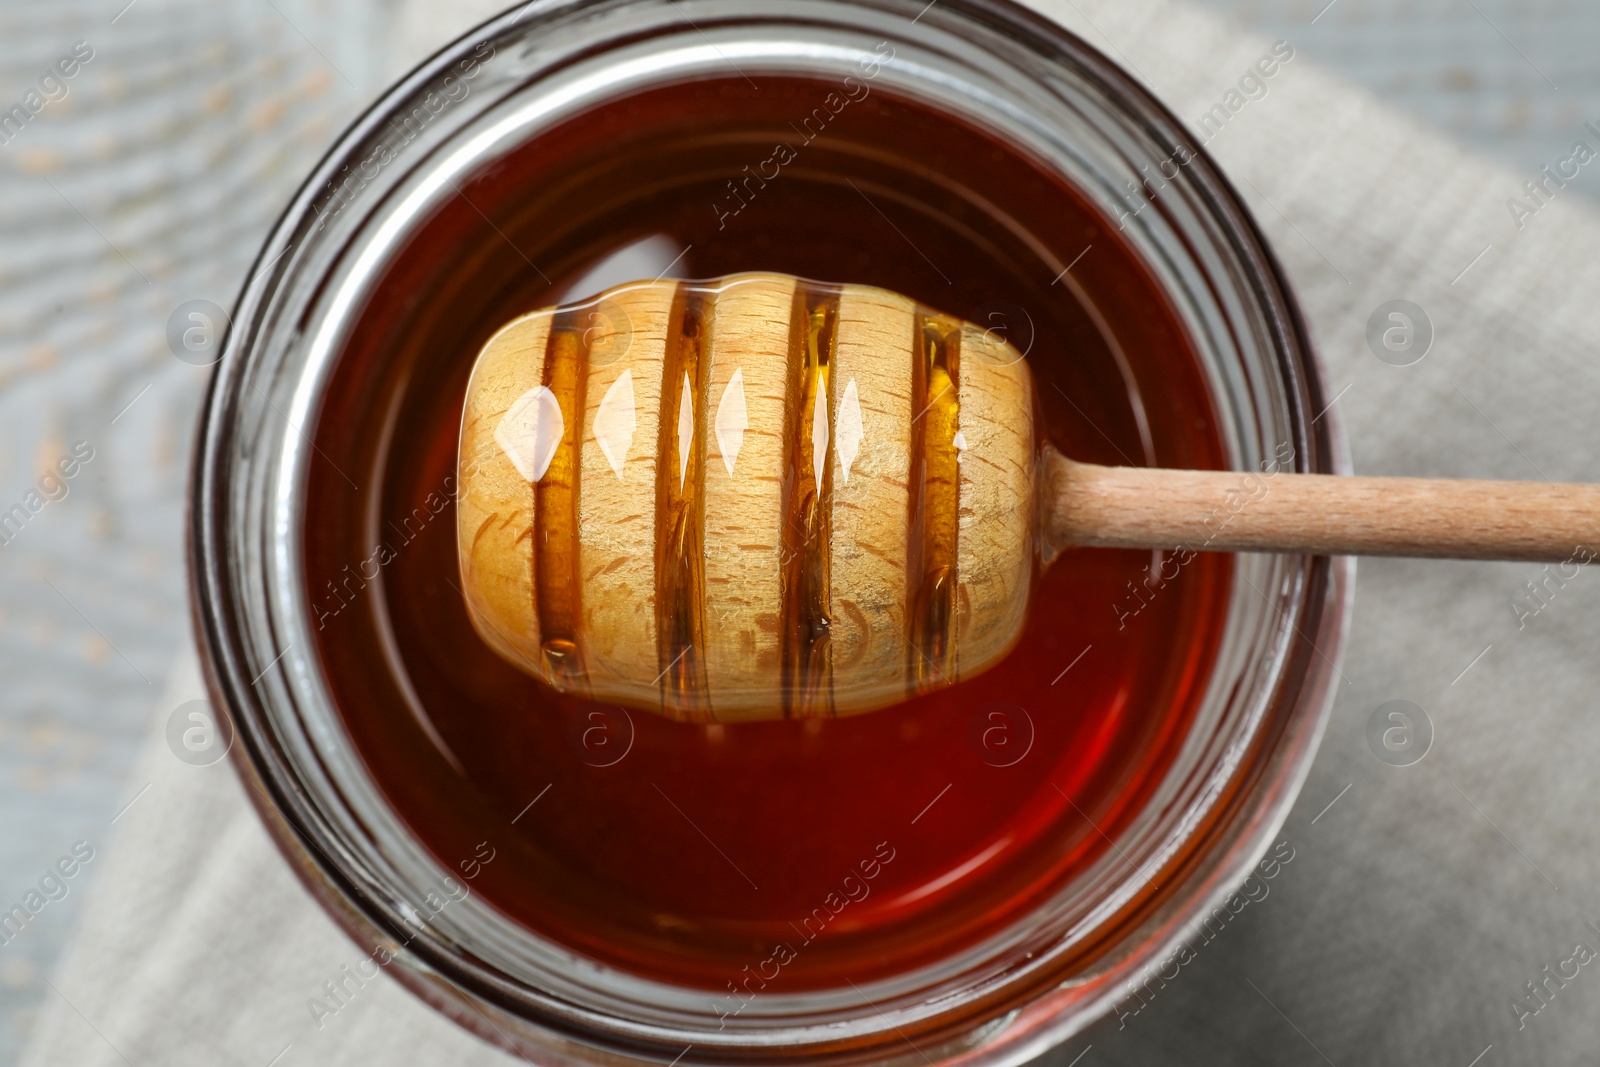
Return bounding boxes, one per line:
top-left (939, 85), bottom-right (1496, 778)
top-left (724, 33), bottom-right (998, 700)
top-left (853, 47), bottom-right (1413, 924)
top-left (781, 285), bottom-right (839, 716)
top-left (302, 74), bottom-right (1231, 991)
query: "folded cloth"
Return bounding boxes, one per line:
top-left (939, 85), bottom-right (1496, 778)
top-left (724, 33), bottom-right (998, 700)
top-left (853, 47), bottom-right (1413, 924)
top-left (25, 0), bottom-right (1600, 1064)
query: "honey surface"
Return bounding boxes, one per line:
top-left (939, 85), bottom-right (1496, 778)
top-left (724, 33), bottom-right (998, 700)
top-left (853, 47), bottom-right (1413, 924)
top-left (305, 76), bottom-right (1231, 989)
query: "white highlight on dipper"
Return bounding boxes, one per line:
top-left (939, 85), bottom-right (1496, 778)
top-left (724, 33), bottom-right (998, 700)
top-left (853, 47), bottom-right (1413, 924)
top-left (677, 372), bottom-right (694, 490)
top-left (496, 385), bottom-right (564, 482)
top-left (594, 369), bottom-right (636, 480)
top-left (715, 367), bottom-right (747, 477)
top-left (836, 376), bottom-right (863, 484)
top-left (812, 369), bottom-right (830, 493)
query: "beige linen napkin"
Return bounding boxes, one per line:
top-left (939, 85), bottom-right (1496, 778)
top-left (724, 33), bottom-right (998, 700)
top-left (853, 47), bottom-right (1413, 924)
top-left (25, 0), bottom-right (1600, 1064)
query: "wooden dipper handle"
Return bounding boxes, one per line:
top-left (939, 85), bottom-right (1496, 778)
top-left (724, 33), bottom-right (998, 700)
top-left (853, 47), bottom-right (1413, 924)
top-left (1045, 452), bottom-right (1600, 563)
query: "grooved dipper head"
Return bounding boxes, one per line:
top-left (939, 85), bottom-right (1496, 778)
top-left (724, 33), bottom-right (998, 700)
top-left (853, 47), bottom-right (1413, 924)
top-left (457, 272), bottom-right (1036, 722)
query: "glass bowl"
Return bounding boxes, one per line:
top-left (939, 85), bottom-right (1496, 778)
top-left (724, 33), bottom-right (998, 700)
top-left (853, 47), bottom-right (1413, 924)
top-left (189, 0), bottom-right (1351, 1063)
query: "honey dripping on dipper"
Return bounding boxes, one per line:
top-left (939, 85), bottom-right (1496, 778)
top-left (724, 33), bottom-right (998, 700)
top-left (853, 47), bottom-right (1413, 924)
top-left (459, 272), bottom-right (1600, 723)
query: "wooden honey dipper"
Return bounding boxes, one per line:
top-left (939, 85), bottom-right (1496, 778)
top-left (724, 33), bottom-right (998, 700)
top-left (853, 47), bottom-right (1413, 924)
top-left (458, 272), bottom-right (1600, 722)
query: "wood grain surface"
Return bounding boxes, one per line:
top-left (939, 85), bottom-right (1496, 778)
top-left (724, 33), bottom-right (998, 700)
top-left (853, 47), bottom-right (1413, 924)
top-left (955, 323), bottom-right (1036, 679)
top-left (701, 274), bottom-right (795, 718)
top-left (828, 284), bottom-right (918, 711)
top-left (1046, 450), bottom-right (1600, 562)
top-left (456, 311), bottom-right (548, 672)
top-left (576, 282), bottom-right (676, 706)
